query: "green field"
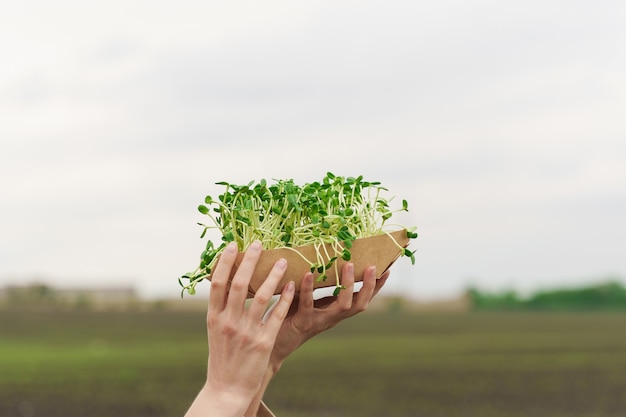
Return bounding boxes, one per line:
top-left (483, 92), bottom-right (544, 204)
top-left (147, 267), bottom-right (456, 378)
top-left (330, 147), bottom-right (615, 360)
top-left (1, 308), bottom-right (626, 417)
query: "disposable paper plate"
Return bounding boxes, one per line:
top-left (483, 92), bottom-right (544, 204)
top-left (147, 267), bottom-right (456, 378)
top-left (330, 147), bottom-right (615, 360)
top-left (209, 229), bottom-right (410, 297)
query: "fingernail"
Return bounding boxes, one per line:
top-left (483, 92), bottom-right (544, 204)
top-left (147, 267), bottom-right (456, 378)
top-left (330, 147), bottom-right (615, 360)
top-left (250, 240), bottom-right (262, 251)
top-left (276, 258), bottom-right (287, 269)
top-left (225, 242), bottom-right (237, 253)
top-left (347, 263), bottom-right (354, 273)
top-left (286, 281), bottom-right (295, 292)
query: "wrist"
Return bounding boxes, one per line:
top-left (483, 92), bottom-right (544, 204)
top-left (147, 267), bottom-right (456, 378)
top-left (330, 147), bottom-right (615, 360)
top-left (268, 353), bottom-right (285, 375)
top-left (243, 366), bottom-right (280, 417)
top-left (200, 382), bottom-right (252, 415)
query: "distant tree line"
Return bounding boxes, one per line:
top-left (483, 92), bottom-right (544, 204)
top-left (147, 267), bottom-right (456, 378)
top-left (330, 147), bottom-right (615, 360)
top-left (0, 284), bottom-right (138, 311)
top-left (468, 281), bottom-right (626, 311)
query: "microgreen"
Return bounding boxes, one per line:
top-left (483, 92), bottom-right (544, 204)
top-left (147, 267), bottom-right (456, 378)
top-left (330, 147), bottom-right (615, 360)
top-left (179, 172), bottom-right (417, 297)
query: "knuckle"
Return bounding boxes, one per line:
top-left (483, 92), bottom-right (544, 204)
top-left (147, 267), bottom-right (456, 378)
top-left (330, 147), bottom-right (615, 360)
top-left (210, 280), bottom-right (226, 291)
top-left (229, 280), bottom-right (247, 292)
top-left (302, 297), bottom-right (314, 309)
top-left (206, 315), bottom-right (219, 328)
top-left (272, 308), bottom-right (287, 322)
top-left (355, 303), bottom-right (368, 313)
top-left (271, 304), bottom-right (289, 321)
top-left (256, 338), bottom-right (273, 352)
top-left (338, 302), bottom-right (352, 313)
top-left (239, 332), bottom-right (252, 345)
top-left (254, 293), bottom-right (271, 307)
top-left (220, 323), bottom-right (238, 337)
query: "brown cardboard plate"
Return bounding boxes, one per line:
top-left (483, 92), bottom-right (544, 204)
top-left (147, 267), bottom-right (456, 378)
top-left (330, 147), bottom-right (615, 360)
top-left (208, 229), bottom-right (410, 297)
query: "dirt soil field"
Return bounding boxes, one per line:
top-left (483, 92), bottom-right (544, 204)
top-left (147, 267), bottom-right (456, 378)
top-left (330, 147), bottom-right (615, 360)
top-left (1, 309), bottom-right (626, 417)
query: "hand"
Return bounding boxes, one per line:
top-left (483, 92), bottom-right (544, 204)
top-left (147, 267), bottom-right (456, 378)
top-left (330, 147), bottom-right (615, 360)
top-left (243, 263), bottom-right (389, 416)
top-left (269, 262), bottom-right (389, 371)
top-left (185, 240), bottom-right (296, 417)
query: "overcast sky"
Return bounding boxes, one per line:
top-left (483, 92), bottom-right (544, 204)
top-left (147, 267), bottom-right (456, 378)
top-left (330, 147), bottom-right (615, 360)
top-left (1, 0), bottom-right (625, 301)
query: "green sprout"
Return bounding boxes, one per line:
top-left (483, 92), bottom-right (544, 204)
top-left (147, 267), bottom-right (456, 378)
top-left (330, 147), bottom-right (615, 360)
top-left (179, 172), bottom-right (417, 297)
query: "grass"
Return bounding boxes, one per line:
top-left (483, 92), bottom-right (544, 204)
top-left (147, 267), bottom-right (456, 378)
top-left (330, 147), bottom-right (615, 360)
top-left (0, 309), bottom-right (208, 417)
top-left (268, 312), bottom-right (626, 417)
top-left (1, 308), bottom-right (626, 416)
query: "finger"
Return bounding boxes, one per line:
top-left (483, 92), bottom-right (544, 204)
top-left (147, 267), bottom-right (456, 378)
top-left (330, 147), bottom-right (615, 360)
top-left (226, 240), bottom-right (262, 314)
top-left (293, 272), bottom-right (315, 330)
top-left (263, 281), bottom-right (296, 335)
top-left (248, 258), bottom-right (288, 319)
top-left (298, 273), bottom-right (315, 313)
top-left (261, 270), bottom-right (302, 322)
top-left (208, 242), bottom-right (238, 317)
top-left (352, 265), bottom-right (377, 311)
top-left (336, 262), bottom-right (355, 311)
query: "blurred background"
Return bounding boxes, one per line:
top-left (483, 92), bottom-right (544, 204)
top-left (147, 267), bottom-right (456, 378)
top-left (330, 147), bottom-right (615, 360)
top-left (1, 1), bottom-right (626, 416)
top-left (1, 0), bottom-right (625, 301)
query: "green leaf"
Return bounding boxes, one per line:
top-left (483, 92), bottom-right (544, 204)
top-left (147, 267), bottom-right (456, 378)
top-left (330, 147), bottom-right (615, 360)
top-left (332, 285), bottom-right (346, 296)
top-left (325, 256), bottom-right (338, 270)
top-left (316, 274), bottom-right (327, 282)
top-left (404, 249), bottom-right (417, 264)
top-left (181, 174), bottom-right (417, 296)
top-left (287, 193), bottom-right (299, 208)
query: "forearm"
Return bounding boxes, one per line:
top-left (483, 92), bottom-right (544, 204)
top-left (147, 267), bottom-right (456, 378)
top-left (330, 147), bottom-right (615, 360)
top-left (244, 362), bottom-right (283, 416)
top-left (185, 383), bottom-right (251, 417)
